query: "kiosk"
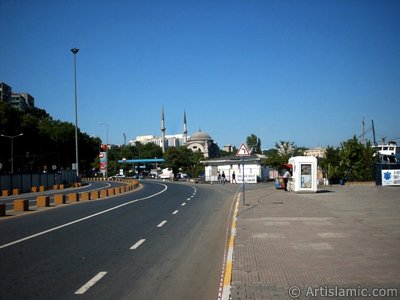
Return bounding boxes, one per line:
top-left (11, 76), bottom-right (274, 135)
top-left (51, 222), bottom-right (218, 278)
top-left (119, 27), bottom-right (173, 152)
top-left (288, 156), bottom-right (318, 193)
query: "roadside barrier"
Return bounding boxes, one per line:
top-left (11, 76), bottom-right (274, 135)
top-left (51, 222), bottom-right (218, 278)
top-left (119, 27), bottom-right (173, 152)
top-left (80, 192), bottom-right (90, 201)
top-left (68, 193), bottom-right (79, 203)
top-left (36, 196), bottom-right (50, 207)
top-left (1, 178), bottom-right (140, 217)
top-left (90, 190), bottom-right (100, 200)
top-left (14, 199), bottom-right (29, 211)
top-left (54, 194), bottom-right (66, 205)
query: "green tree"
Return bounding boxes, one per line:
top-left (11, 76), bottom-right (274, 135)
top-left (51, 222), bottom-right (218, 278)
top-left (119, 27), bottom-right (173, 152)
top-left (340, 136), bottom-right (376, 181)
top-left (319, 146), bottom-right (342, 183)
top-left (246, 134), bottom-right (262, 154)
top-left (164, 146), bottom-right (204, 178)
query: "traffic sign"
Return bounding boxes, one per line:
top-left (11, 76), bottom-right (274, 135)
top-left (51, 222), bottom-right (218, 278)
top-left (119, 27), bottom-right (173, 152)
top-left (236, 143), bottom-right (251, 156)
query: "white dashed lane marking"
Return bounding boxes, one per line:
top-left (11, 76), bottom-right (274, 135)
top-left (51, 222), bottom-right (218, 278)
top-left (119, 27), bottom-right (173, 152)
top-left (157, 220), bottom-right (167, 228)
top-left (172, 210), bottom-right (179, 215)
top-left (74, 271), bottom-right (107, 295)
top-left (130, 239), bottom-right (146, 250)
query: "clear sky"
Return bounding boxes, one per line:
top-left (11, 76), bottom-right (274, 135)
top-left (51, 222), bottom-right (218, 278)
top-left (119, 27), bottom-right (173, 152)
top-left (1, 0), bottom-right (399, 149)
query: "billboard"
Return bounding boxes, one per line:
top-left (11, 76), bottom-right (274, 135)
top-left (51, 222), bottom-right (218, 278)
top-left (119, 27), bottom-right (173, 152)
top-left (99, 152), bottom-right (107, 171)
top-left (381, 169), bottom-right (400, 186)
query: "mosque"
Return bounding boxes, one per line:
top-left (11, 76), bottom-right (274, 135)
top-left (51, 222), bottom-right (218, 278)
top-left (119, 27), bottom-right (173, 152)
top-left (130, 109), bottom-right (219, 158)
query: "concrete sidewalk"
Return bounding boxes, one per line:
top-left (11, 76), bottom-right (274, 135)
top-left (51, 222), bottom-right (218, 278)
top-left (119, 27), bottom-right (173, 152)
top-left (230, 183), bottom-right (400, 299)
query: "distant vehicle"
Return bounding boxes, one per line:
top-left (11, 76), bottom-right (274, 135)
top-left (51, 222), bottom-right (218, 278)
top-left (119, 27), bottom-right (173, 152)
top-left (158, 168), bottom-right (174, 180)
top-left (112, 174), bottom-right (125, 178)
top-left (132, 173), bottom-right (143, 180)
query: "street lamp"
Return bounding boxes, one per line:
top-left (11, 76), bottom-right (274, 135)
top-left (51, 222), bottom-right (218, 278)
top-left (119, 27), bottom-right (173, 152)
top-left (99, 122), bottom-right (109, 178)
top-left (0, 133), bottom-right (23, 173)
top-left (71, 47), bottom-right (79, 177)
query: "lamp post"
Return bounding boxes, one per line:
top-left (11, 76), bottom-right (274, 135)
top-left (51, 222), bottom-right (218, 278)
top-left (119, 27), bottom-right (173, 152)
top-left (1, 133), bottom-right (23, 173)
top-left (99, 122), bottom-right (109, 178)
top-left (71, 47), bottom-right (79, 177)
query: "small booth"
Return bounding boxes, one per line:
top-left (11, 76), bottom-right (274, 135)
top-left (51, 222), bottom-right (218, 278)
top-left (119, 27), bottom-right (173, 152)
top-left (288, 156), bottom-right (318, 193)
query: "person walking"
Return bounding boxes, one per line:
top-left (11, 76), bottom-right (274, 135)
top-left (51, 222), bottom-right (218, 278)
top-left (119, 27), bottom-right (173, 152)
top-left (231, 171), bottom-right (237, 183)
top-left (283, 168), bottom-right (291, 191)
top-left (221, 171), bottom-right (226, 184)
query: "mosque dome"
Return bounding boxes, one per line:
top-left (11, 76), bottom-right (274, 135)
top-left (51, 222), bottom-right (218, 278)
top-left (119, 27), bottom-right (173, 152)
top-left (190, 130), bottom-right (212, 141)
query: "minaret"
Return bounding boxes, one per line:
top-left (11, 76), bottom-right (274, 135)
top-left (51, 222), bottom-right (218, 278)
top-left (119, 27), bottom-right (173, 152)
top-left (161, 106), bottom-right (166, 153)
top-left (183, 110), bottom-right (188, 145)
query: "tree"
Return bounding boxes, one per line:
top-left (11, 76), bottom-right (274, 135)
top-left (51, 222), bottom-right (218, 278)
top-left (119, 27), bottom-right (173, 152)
top-left (340, 136), bottom-right (377, 181)
top-left (264, 141), bottom-right (305, 169)
top-left (319, 146), bottom-right (342, 183)
top-left (164, 146), bottom-right (204, 178)
top-left (246, 134), bottom-right (261, 154)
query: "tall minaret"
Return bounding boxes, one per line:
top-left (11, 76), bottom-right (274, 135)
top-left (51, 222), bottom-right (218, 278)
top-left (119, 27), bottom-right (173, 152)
top-left (161, 106), bottom-right (166, 153)
top-left (183, 110), bottom-right (188, 145)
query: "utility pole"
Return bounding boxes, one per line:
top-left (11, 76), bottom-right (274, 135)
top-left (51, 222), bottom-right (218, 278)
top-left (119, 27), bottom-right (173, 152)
top-left (372, 120), bottom-right (376, 146)
top-left (362, 117), bottom-right (365, 145)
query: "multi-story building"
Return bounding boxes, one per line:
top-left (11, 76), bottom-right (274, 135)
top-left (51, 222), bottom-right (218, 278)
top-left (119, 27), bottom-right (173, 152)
top-left (0, 82), bottom-right (35, 111)
top-left (304, 147), bottom-right (326, 158)
top-left (11, 93), bottom-right (35, 111)
top-left (0, 82), bottom-right (12, 102)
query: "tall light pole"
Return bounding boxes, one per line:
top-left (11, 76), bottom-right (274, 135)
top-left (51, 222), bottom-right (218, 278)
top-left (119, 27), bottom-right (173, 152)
top-left (99, 122), bottom-right (109, 178)
top-left (71, 48), bottom-right (79, 177)
top-left (1, 133), bottom-right (23, 173)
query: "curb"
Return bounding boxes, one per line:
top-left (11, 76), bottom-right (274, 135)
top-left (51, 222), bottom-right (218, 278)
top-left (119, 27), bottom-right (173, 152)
top-left (219, 191), bottom-right (240, 300)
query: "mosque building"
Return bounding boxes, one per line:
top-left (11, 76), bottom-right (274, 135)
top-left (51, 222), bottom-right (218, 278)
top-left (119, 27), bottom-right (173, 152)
top-left (129, 109), bottom-right (219, 158)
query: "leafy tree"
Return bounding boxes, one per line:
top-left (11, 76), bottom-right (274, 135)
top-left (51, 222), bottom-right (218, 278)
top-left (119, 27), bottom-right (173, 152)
top-left (319, 146), bottom-right (342, 183)
top-left (246, 134), bottom-right (262, 154)
top-left (340, 136), bottom-right (377, 181)
top-left (264, 141), bottom-right (305, 170)
top-left (164, 146), bottom-right (204, 178)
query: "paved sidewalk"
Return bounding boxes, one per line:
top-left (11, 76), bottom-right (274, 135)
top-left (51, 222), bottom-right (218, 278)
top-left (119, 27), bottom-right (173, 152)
top-left (230, 183), bottom-right (400, 299)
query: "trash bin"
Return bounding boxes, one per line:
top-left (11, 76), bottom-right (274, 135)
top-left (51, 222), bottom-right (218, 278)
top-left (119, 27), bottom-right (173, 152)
top-left (339, 179), bottom-right (344, 185)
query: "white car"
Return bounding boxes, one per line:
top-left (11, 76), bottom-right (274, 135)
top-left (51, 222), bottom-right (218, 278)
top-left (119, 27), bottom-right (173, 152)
top-left (158, 168), bottom-right (174, 180)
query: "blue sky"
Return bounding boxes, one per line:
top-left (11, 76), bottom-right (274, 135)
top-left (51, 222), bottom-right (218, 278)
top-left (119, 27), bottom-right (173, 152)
top-left (1, 0), bottom-right (399, 149)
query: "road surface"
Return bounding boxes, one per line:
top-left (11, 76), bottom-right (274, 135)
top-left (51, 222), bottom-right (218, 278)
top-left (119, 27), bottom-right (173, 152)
top-left (0, 180), bottom-right (239, 300)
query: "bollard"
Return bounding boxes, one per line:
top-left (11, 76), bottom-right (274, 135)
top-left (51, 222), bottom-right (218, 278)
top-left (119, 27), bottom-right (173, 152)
top-left (100, 190), bottom-right (108, 198)
top-left (12, 189), bottom-right (20, 196)
top-left (90, 190), bottom-right (100, 200)
top-left (31, 186), bottom-right (38, 193)
top-left (39, 186), bottom-right (45, 192)
top-left (14, 199), bottom-right (29, 211)
top-left (54, 194), bottom-right (66, 205)
top-left (108, 188), bottom-right (115, 196)
top-left (80, 192), bottom-right (90, 201)
top-left (59, 184), bottom-right (64, 190)
top-left (68, 193), bottom-right (79, 202)
top-left (36, 196), bottom-right (50, 207)
top-left (2, 190), bottom-right (9, 197)
top-left (53, 185), bottom-right (59, 190)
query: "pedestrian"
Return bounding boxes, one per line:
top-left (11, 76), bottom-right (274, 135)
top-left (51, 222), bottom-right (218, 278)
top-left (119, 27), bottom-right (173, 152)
top-left (232, 171), bottom-right (237, 184)
top-left (283, 168), bottom-right (291, 191)
top-left (218, 172), bottom-right (221, 184)
top-left (222, 171), bottom-right (226, 184)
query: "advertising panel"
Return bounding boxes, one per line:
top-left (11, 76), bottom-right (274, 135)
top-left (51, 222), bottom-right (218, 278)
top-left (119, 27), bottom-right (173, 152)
top-left (381, 169), bottom-right (400, 186)
top-left (99, 152), bottom-right (107, 171)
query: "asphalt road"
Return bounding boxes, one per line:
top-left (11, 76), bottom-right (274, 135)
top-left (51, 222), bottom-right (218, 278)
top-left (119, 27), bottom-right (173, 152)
top-left (0, 180), bottom-right (239, 300)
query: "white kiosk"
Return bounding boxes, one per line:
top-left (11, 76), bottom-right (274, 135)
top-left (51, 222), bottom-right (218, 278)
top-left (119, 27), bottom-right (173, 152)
top-left (288, 156), bottom-right (318, 193)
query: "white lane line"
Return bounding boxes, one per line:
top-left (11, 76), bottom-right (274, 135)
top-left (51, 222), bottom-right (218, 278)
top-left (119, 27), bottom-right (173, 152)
top-left (130, 239), bottom-right (146, 250)
top-left (181, 202), bottom-right (186, 206)
top-left (0, 184), bottom-right (168, 249)
top-left (157, 220), bottom-right (167, 228)
top-left (74, 271), bottom-right (107, 295)
top-left (191, 195), bottom-right (195, 198)
top-left (172, 210), bottom-right (179, 215)
top-left (186, 197), bottom-right (191, 201)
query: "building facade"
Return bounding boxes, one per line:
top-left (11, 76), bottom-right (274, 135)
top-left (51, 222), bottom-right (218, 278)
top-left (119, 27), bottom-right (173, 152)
top-left (0, 82), bottom-right (35, 111)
